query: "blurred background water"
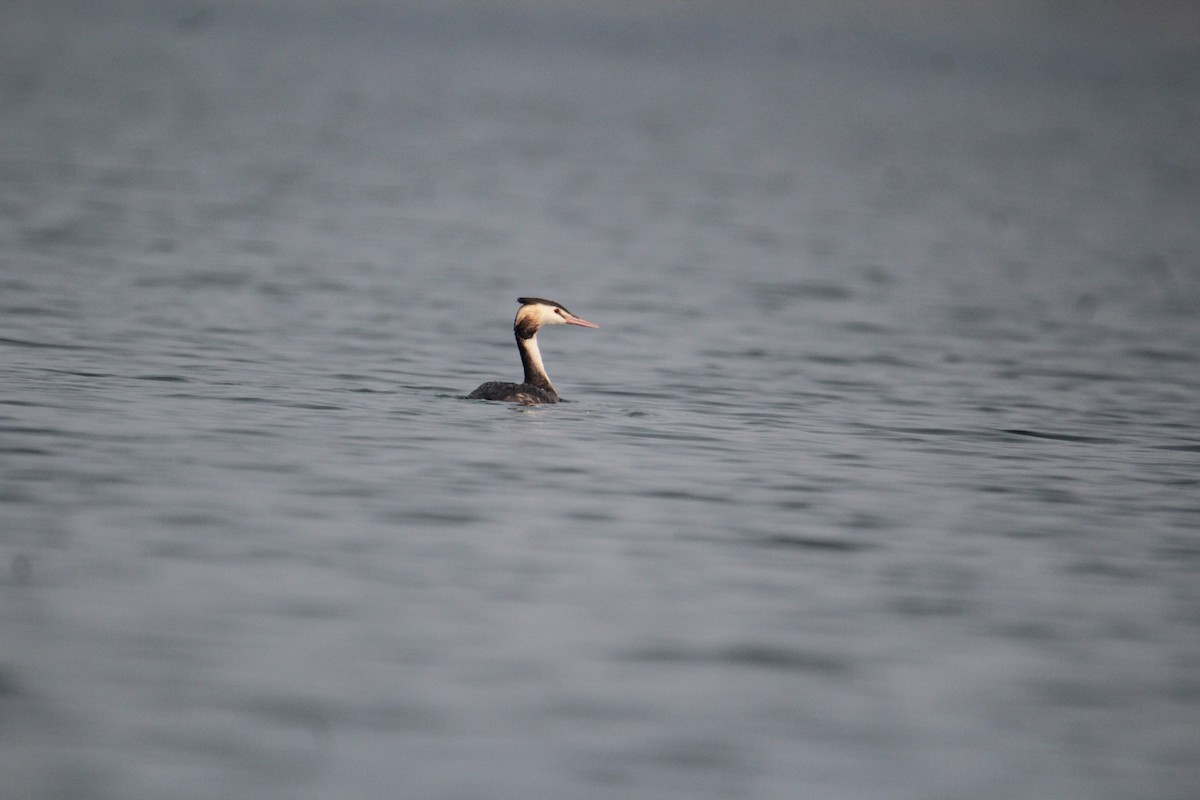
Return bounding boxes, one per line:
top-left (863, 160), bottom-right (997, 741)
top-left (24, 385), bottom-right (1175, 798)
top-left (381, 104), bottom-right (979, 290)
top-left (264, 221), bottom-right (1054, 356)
top-left (2, 1), bottom-right (1199, 798)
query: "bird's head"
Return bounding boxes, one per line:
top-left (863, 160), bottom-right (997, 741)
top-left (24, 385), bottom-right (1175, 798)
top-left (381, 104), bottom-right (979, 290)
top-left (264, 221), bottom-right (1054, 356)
top-left (514, 297), bottom-right (599, 338)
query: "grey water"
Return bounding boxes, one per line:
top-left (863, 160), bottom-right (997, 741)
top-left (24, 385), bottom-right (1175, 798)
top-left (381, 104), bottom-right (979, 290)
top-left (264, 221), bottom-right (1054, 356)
top-left (2, 2), bottom-right (1199, 798)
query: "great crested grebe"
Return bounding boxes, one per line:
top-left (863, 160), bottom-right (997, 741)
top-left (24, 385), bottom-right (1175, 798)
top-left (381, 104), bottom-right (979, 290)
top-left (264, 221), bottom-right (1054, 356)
top-left (467, 297), bottom-right (599, 405)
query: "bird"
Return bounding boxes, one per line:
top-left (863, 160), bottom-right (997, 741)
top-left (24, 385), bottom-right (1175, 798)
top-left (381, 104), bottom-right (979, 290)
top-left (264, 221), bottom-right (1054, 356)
top-left (467, 297), bottom-right (599, 404)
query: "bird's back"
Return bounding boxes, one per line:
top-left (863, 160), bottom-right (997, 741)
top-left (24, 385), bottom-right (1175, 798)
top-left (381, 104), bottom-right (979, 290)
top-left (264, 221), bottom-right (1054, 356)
top-left (467, 381), bottom-right (559, 405)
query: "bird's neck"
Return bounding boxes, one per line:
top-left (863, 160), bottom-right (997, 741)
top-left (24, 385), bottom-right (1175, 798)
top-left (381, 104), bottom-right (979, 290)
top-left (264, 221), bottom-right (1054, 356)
top-left (517, 330), bottom-right (556, 395)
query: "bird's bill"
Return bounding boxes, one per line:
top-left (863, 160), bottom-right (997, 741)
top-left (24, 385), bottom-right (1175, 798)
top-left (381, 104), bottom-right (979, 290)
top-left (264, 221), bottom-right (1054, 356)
top-left (563, 313), bottom-right (599, 329)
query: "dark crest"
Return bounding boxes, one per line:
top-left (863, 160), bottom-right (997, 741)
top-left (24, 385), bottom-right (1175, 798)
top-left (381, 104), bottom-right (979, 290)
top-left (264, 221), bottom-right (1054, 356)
top-left (517, 296), bottom-right (568, 312)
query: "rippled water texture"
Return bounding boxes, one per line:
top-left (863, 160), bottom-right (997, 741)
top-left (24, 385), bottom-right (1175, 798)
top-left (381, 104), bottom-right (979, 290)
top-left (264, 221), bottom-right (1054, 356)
top-left (2, 2), bottom-right (1199, 799)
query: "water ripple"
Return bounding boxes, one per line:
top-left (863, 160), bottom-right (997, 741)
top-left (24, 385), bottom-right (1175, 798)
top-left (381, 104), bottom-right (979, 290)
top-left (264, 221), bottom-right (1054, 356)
top-left (1002, 428), bottom-right (1124, 444)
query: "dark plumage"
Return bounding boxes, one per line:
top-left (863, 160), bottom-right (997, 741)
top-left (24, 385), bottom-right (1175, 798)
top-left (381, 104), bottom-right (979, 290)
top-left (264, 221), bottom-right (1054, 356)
top-left (467, 297), bottom-right (599, 405)
top-left (467, 381), bottom-right (559, 405)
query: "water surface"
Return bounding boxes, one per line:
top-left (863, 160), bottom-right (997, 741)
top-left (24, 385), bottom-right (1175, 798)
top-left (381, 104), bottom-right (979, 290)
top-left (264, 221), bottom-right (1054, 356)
top-left (2, 2), bottom-right (1199, 799)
